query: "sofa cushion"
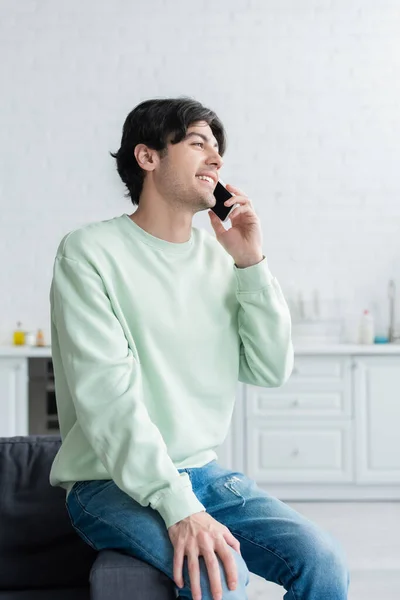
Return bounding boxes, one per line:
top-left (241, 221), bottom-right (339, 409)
top-left (0, 436), bottom-right (96, 590)
top-left (0, 587), bottom-right (89, 600)
top-left (90, 550), bottom-right (177, 600)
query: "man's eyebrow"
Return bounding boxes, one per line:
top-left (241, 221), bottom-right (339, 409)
top-left (185, 131), bottom-right (219, 150)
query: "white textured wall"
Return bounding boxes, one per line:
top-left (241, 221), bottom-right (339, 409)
top-left (1, 0), bottom-right (400, 344)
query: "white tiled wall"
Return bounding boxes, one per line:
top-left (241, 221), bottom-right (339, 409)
top-left (1, 0), bottom-right (400, 344)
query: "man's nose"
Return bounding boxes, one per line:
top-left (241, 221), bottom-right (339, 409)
top-left (207, 149), bottom-right (223, 170)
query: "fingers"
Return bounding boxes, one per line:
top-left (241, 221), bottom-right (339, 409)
top-left (217, 542), bottom-right (239, 593)
top-left (227, 205), bottom-right (243, 220)
top-left (224, 196), bottom-right (250, 207)
top-left (169, 514), bottom-right (241, 600)
top-left (203, 548), bottom-right (224, 599)
top-left (208, 209), bottom-right (226, 234)
top-left (173, 544), bottom-right (185, 588)
top-left (224, 194), bottom-right (253, 213)
top-left (225, 183), bottom-right (245, 196)
top-left (224, 529), bottom-right (242, 556)
top-left (227, 204), bottom-right (254, 221)
top-left (187, 550), bottom-right (202, 600)
top-left (186, 541), bottom-right (239, 600)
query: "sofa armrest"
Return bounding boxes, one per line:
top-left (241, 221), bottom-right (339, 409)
top-left (89, 549), bottom-right (177, 600)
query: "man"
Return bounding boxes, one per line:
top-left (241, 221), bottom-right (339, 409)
top-left (50, 97), bottom-right (349, 600)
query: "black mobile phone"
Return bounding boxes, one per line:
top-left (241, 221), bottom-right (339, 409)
top-left (211, 180), bottom-right (237, 222)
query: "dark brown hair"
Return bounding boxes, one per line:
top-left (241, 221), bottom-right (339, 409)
top-left (110, 97), bottom-right (227, 205)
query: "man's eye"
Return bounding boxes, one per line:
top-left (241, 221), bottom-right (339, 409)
top-left (192, 142), bottom-right (203, 147)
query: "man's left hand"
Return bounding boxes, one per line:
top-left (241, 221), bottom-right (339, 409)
top-left (208, 184), bottom-right (264, 268)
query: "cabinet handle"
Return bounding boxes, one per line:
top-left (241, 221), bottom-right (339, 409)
top-left (292, 366), bottom-right (299, 375)
top-left (291, 448), bottom-right (300, 457)
top-left (291, 399), bottom-right (300, 407)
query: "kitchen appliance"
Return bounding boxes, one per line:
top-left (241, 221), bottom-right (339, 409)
top-left (28, 357), bottom-right (59, 435)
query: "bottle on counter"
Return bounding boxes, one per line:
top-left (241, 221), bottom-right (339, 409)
top-left (25, 331), bottom-right (36, 346)
top-left (358, 309), bottom-right (375, 344)
top-left (35, 328), bottom-right (45, 347)
top-left (13, 321), bottom-right (25, 346)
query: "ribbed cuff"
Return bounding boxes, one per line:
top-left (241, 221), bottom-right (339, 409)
top-left (234, 256), bottom-right (274, 291)
top-left (151, 474), bottom-right (206, 529)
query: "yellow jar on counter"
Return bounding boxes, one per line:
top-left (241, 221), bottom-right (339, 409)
top-left (13, 322), bottom-right (25, 345)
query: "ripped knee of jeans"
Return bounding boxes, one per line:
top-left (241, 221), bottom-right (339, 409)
top-left (224, 476), bottom-right (246, 507)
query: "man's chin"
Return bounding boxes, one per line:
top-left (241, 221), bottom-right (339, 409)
top-left (189, 189), bottom-right (215, 211)
top-left (204, 192), bottom-right (216, 204)
top-left (201, 195), bottom-right (216, 210)
top-left (193, 191), bottom-right (214, 204)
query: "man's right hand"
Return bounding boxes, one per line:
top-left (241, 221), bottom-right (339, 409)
top-left (168, 511), bottom-right (241, 600)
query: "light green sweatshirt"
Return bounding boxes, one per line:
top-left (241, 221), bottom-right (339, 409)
top-left (49, 213), bottom-right (293, 528)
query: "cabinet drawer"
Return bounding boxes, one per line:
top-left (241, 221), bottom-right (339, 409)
top-left (247, 390), bottom-right (352, 418)
top-left (246, 419), bottom-right (353, 483)
top-left (290, 356), bottom-right (347, 381)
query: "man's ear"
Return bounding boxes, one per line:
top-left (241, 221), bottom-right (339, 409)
top-left (134, 144), bottom-right (160, 172)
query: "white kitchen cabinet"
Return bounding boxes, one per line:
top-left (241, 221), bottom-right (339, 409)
top-left (354, 356), bottom-right (400, 483)
top-left (245, 355), bottom-right (354, 483)
top-left (220, 353), bottom-right (400, 496)
top-left (0, 358), bottom-right (28, 436)
top-left (247, 419), bottom-right (353, 483)
top-left (240, 353), bottom-right (400, 500)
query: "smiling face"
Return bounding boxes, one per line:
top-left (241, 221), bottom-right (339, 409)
top-left (153, 120), bottom-right (224, 212)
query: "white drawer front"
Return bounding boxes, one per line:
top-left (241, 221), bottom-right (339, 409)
top-left (247, 390), bottom-right (352, 418)
top-left (246, 420), bottom-right (353, 483)
top-left (290, 356), bottom-right (347, 381)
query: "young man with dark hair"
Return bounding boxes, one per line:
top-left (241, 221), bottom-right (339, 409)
top-left (50, 97), bottom-right (350, 600)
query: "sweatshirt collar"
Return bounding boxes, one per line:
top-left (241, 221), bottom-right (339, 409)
top-left (120, 214), bottom-right (194, 254)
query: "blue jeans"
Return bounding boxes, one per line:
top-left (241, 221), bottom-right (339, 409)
top-left (66, 460), bottom-right (350, 599)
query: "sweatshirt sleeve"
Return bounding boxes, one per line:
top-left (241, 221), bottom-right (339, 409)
top-left (51, 253), bottom-right (206, 529)
top-left (234, 256), bottom-right (294, 387)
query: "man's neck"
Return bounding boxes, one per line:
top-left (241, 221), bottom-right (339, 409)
top-left (128, 209), bottom-right (193, 244)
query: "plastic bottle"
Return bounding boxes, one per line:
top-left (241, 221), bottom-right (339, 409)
top-left (13, 322), bottom-right (25, 345)
top-left (358, 309), bottom-right (375, 344)
top-left (35, 328), bottom-right (45, 347)
top-left (25, 331), bottom-right (36, 346)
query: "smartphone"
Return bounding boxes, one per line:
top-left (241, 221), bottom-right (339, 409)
top-left (211, 179), bottom-right (237, 222)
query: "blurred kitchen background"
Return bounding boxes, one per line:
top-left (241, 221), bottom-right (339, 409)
top-left (1, 1), bottom-right (400, 599)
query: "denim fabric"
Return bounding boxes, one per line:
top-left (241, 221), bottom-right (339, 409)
top-left (66, 460), bottom-right (350, 599)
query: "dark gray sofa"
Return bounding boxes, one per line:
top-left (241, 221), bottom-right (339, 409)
top-left (0, 436), bottom-right (177, 599)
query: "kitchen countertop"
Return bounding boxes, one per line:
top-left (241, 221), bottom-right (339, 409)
top-left (0, 346), bottom-right (53, 357)
top-left (293, 343), bottom-right (400, 354)
top-left (1, 343), bottom-right (400, 358)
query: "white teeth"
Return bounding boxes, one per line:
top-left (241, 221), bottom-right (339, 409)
top-left (197, 175), bottom-right (214, 184)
